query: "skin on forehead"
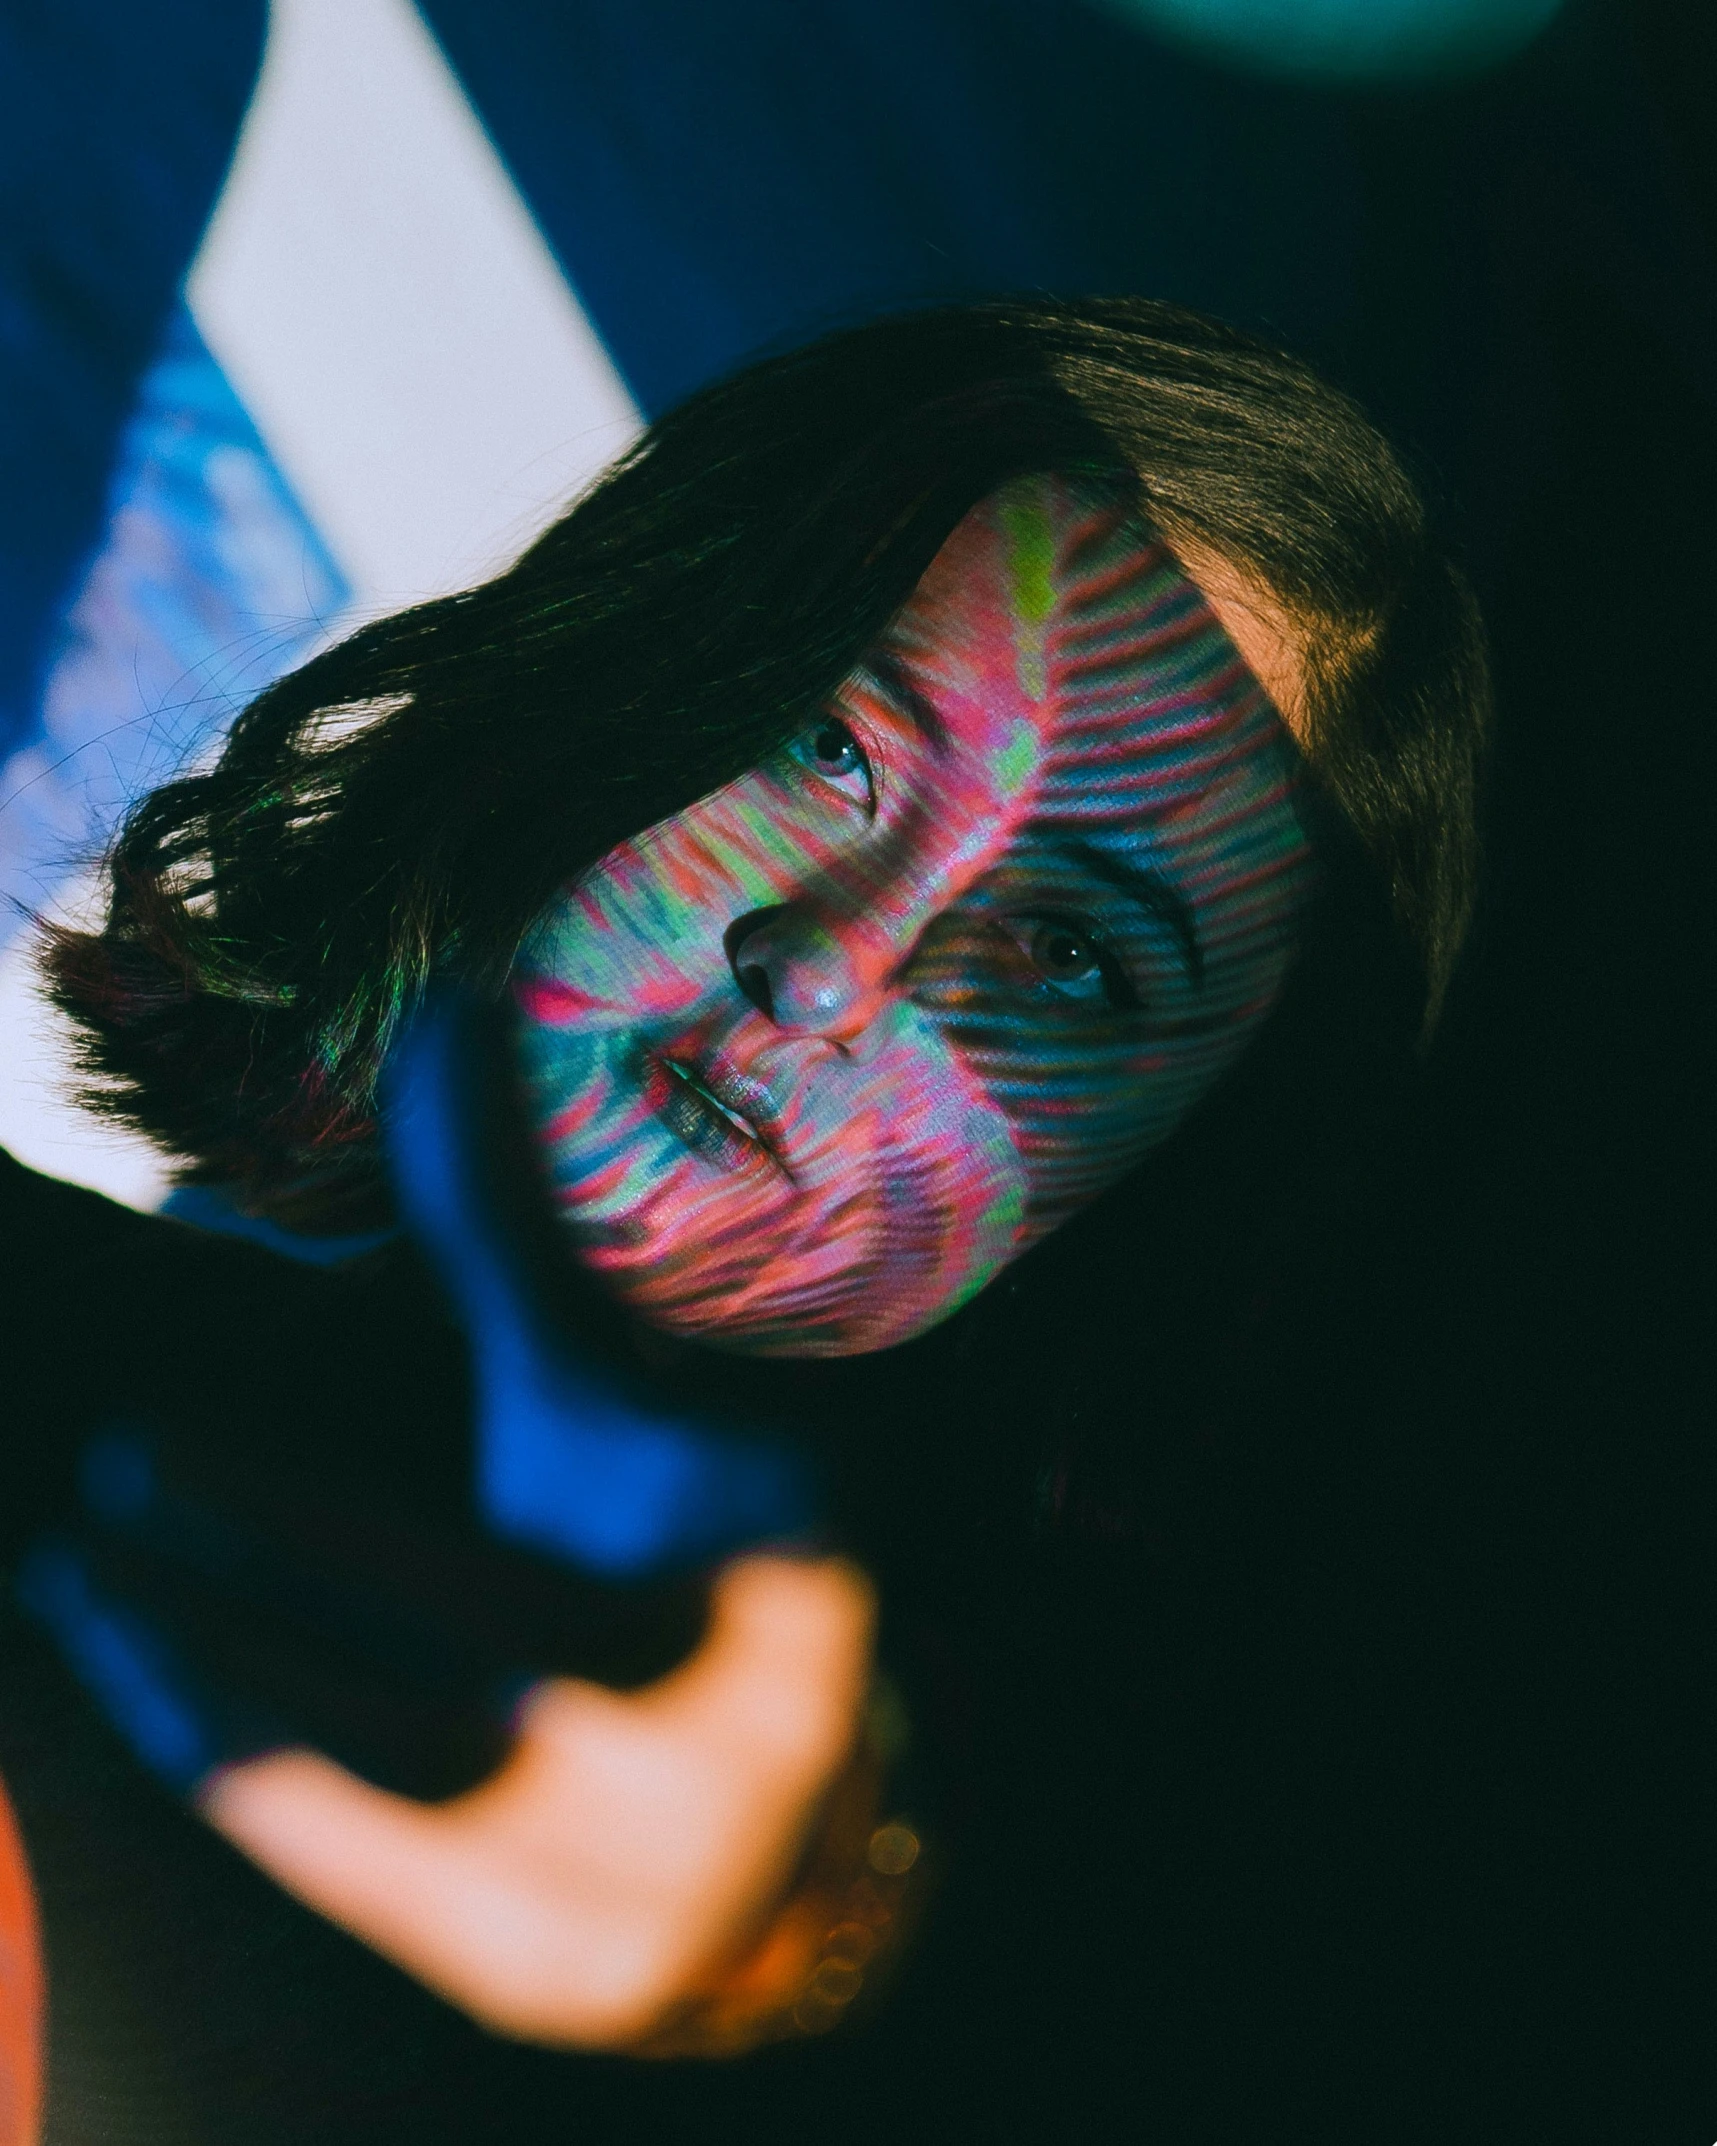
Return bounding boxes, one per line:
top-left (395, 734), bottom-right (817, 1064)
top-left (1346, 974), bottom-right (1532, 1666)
top-left (515, 474), bottom-right (1318, 1357)
top-left (1163, 535), bottom-right (1310, 748)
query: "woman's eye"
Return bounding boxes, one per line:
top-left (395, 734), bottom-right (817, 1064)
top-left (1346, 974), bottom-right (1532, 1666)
top-left (1010, 916), bottom-right (1140, 1012)
top-left (787, 717), bottom-right (875, 812)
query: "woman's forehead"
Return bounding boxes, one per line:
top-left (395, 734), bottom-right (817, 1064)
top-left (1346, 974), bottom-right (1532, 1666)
top-left (870, 472), bottom-right (1301, 829)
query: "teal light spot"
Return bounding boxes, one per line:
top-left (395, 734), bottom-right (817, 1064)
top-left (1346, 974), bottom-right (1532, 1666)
top-left (1092, 0), bottom-right (1567, 81)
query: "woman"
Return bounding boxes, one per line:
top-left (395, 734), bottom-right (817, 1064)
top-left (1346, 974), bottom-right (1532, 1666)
top-left (7, 297), bottom-right (1486, 2133)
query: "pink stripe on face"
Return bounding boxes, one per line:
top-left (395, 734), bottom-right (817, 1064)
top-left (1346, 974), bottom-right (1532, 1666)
top-left (515, 474), bottom-right (1318, 1357)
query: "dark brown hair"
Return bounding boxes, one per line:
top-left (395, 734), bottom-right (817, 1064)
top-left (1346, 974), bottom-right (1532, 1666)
top-left (43, 296), bottom-right (1489, 1230)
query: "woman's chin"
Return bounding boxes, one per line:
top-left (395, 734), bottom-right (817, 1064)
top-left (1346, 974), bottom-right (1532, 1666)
top-left (605, 1274), bottom-right (961, 1361)
top-left (559, 1164), bottom-right (1020, 1358)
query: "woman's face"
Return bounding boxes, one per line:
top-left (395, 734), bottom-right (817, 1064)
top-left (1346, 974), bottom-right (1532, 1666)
top-left (516, 475), bottom-right (1317, 1357)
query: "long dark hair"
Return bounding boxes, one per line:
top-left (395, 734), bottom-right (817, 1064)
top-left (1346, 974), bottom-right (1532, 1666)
top-left (43, 296), bottom-right (1488, 1232)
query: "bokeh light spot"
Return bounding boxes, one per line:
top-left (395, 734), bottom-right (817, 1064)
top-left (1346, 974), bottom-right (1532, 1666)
top-left (867, 1822), bottom-right (921, 1876)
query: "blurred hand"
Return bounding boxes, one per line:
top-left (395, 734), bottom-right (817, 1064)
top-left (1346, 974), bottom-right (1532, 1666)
top-left (200, 1554), bottom-right (875, 2049)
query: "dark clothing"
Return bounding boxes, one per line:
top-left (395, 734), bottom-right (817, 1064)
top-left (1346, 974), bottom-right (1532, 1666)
top-left (0, 1155), bottom-right (486, 2143)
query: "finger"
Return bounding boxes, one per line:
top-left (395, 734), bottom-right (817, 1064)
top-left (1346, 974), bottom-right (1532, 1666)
top-left (198, 1556), bottom-right (879, 2047)
top-left (200, 1745), bottom-right (674, 2044)
top-left (497, 1556), bottom-right (877, 1941)
top-left (644, 1554), bottom-right (876, 1772)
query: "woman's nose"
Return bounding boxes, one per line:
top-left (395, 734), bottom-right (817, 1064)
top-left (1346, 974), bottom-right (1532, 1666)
top-left (725, 906), bottom-right (893, 1040)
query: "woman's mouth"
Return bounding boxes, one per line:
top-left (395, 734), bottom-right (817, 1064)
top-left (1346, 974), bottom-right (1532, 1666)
top-left (645, 1054), bottom-right (786, 1177)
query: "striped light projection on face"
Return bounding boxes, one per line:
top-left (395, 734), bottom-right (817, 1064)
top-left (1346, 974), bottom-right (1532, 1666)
top-left (515, 475), bottom-right (1318, 1357)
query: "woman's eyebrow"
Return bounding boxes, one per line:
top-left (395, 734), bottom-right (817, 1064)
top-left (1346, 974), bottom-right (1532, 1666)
top-left (864, 650), bottom-right (951, 753)
top-left (1067, 840), bottom-right (1204, 986)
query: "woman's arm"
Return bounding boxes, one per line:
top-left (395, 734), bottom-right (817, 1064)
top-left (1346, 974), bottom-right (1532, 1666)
top-left (4, 1146), bottom-right (900, 2054)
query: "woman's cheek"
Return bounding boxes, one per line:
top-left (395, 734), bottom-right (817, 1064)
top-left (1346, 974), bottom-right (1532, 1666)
top-left (633, 773), bottom-right (844, 913)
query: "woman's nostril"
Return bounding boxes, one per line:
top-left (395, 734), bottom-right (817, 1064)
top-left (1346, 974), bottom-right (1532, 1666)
top-left (737, 962), bottom-right (774, 1019)
top-left (726, 908), bottom-right (784, 1020)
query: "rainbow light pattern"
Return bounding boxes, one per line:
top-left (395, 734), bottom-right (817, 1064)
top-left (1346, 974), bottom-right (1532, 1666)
top-left (515, 475), bottom-right (1318, 1356)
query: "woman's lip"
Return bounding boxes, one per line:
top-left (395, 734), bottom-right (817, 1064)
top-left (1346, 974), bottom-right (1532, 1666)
top-left (645, 1053), bottom-right (792, 1179)
top-left (695, 1049), bottom-right (792, 1145)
